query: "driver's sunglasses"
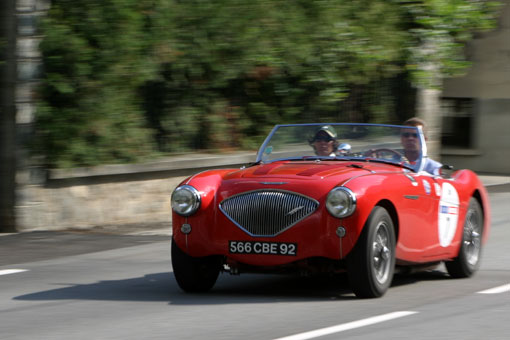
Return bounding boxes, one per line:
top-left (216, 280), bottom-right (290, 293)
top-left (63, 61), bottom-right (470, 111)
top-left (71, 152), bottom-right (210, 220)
top-left (401, 132), bottom-right (419, 138)
top-left (314, 136), bottom-right (333, 142)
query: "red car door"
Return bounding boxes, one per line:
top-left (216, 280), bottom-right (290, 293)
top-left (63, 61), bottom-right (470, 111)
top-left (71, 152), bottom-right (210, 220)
top-left (421, 175), bottom-right (462, 260)
top-left (394, 172), bottom-right (438, 262)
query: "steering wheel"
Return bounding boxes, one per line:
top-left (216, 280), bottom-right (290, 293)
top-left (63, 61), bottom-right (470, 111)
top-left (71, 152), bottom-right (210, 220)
top-left (363, 148), bottom-right (403, 161)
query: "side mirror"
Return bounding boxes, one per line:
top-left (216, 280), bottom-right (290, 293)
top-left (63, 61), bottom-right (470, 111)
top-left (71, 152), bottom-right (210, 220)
top-left (337, 143), bottom-right (352, 155)
top-left (439, 164), bottom-right (454, 178)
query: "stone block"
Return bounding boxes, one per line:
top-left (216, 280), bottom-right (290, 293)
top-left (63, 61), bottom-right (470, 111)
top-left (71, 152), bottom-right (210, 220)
top-left (17, 37), bottom-right (41, 58)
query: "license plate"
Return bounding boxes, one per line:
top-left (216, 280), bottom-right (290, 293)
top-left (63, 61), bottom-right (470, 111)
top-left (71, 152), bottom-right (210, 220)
top-left (229, 241), bottom-right (297, 256)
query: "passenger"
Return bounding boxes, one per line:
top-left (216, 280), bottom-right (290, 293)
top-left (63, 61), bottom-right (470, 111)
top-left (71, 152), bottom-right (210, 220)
top-left (310, 125), bottom-right (339, 157)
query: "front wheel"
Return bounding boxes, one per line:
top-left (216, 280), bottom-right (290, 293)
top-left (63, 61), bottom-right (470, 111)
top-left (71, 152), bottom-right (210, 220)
top-left (171, 238), bottom-right (223, 292)
top-left (347, 206), bottom-right (396, 298)
top-left (445, 198), bottom-right (484, 278)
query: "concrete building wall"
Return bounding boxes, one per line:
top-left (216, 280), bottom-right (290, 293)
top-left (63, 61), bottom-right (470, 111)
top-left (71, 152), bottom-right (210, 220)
top-left (442, 0), bottom-right (510, 174)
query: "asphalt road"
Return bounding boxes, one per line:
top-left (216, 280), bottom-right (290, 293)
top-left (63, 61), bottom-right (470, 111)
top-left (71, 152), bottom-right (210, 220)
top-left (1, 185), bottom-right (509, 340)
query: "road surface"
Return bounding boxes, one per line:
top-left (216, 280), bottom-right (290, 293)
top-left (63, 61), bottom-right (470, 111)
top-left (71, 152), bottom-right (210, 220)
top-left (1, 186), bottom-right (509, 340)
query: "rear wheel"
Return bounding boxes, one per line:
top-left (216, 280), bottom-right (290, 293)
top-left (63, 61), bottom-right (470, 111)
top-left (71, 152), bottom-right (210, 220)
top-left (171, 238), bottom-right (223, 292)
top-left (347, 206), bottom-right (396, 298)
top-left (445, 198), bottom-right (483, 278)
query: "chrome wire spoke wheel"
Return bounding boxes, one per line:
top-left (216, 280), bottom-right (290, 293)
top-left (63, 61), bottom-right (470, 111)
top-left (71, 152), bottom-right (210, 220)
top-left (347, 206), bottom-right (395, 298)
top-left (372, 221), bottom-right (391, 284)
top-left (445, 197), bottom-right (484, 278)
top-left (464, 207), bottom-right (482, 266)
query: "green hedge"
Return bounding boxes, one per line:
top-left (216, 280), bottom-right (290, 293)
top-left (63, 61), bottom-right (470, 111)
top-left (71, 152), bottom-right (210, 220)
top-left (35, 0), bottom-right (500, 168)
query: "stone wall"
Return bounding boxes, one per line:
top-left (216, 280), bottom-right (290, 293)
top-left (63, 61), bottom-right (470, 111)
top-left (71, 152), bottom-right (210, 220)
top-left (15, 153), bottom-right (255, 232)
top-left (10, 0), bottom-right (50, 232)
top-left (16, 175), bottom-right (186, 232)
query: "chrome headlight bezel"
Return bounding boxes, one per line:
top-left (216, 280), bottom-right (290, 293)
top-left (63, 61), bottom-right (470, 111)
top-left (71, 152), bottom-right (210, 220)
top-left (171, 185), bottom-right (201, 216)
top-left (326, 187), bottom-right (356, 218)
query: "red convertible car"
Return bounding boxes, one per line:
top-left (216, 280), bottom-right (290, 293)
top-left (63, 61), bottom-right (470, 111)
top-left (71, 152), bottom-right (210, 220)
top-left (170, 123), bottom-right (490, 298)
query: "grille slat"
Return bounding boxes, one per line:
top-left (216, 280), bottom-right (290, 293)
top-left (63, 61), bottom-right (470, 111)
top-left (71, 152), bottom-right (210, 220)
top-left (219, 190), bottom-right (318, 237)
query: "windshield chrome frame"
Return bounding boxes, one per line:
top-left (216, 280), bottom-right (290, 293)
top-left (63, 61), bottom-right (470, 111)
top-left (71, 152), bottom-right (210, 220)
top-left (255, 123), bottom-right (426, 173)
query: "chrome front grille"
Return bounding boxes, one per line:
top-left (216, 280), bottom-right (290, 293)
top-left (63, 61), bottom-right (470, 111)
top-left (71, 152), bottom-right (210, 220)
top-left (219, 190), bottom-right (318, 237)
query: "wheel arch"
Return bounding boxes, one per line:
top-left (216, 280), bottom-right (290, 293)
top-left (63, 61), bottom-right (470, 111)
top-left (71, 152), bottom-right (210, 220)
top-left (375, 199), bottom-right (399, 242)
top-left (471, 189), bottom-right (485, 219)
top-left (470, 187), bottom-right (491, 245)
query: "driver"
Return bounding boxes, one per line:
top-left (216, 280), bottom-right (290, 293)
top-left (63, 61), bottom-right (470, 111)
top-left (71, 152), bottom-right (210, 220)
top-left (310, 125), bottom-right (339, 157)
top-left (402, 117), bottom-right (442, 175)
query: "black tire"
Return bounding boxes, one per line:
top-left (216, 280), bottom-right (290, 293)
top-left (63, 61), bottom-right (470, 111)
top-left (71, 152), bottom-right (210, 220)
top-left (347, 206), bottom-right (396, 298)
top-left (171, 238), bottom-right (223, 293)
top-left (445, 198), bottom-right (483, 278)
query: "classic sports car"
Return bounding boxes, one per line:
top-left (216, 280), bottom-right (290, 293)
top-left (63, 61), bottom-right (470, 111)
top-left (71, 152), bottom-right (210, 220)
top-left (170, 123), bottom-right (490, 298)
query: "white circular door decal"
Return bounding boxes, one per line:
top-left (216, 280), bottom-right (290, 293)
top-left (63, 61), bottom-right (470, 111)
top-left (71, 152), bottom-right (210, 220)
top-left (438, 182), bottom-right (460, 247)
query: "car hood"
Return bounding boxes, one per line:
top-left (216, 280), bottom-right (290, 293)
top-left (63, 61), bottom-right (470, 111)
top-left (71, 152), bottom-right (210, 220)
top-left (215, 160), bottom-right (400, 199)
top-left (230, 160), bottom-right (398, 179)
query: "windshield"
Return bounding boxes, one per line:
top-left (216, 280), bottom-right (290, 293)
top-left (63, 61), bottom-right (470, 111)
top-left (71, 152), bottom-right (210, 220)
top-left (256, 123), bottom-right (427, 173)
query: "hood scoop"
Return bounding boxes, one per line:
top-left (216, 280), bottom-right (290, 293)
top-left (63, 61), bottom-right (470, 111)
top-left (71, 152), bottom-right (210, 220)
top-left (296, 165), bottom-right (334, 176)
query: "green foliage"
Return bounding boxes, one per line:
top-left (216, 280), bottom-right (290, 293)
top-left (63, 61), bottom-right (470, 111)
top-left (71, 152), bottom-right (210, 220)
top-left (36, 0), bottom-right (157, 167)
top-left (35, 0), bottom-right (501, 168)
top-left (400, 0), bottom-right (502, 87)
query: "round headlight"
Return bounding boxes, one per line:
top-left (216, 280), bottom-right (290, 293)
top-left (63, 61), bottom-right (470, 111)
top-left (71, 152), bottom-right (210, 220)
top-left (326, 187), bottom-right (356, 218)
top-left (171, 185), bottom-right (201, 216)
